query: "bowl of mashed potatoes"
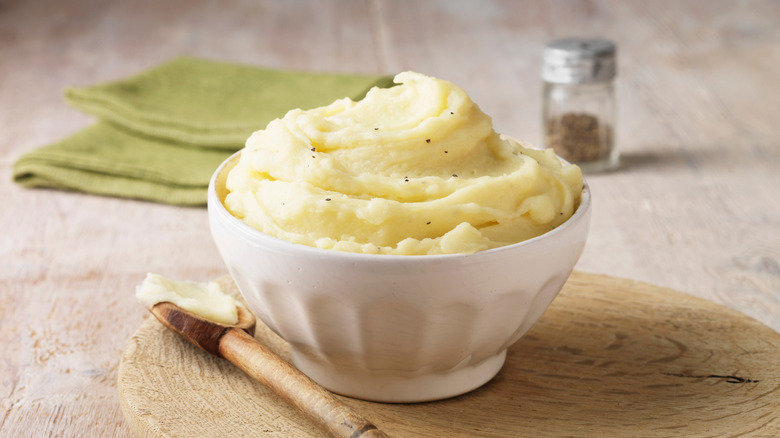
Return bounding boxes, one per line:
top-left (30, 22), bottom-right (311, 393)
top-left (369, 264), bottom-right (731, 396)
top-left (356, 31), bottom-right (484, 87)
top-left (208, 72), bottom-right (590, 402)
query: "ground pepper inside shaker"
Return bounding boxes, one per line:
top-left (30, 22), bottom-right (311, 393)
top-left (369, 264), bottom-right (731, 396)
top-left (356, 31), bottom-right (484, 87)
top-left (542, 38), bottom-right (618, 172)
top-left (546, 112), bottom-right (613, 163)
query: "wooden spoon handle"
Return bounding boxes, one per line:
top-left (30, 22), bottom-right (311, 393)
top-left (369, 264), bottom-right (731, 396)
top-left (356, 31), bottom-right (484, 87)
top-left (218, 328), bottom-right (390, 438)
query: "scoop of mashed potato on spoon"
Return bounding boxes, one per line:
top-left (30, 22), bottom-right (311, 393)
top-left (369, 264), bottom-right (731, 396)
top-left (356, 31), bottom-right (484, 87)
top-left (224, 71), bottom-right (583, 255)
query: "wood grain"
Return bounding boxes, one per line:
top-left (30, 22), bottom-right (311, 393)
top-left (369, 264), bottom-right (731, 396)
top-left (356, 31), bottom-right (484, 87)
top-left (1, 1), bottom-right (779, 436)
top-left (119, 273), bottom-right (780, 438)
top-left (219, 329), bottom-right (389, 438)
top-left (147, 300), bottom-right (388, 437)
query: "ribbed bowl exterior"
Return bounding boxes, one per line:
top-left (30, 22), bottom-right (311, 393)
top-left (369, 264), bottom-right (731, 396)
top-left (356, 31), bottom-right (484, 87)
top-left (208, 152), bottom-right (591, 402)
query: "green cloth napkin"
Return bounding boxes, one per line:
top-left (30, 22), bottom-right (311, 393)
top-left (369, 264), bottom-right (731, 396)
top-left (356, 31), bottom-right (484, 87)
top-left (13, 57), bottom-right (394, 205)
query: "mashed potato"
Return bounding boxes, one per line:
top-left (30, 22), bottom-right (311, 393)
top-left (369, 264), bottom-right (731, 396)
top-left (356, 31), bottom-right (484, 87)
top-left (224, 72), bottom-right (583, 255)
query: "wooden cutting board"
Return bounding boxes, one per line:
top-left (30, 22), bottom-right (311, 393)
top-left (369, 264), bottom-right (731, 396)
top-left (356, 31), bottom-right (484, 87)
top-left (118, 272), bottom-right (780, 437)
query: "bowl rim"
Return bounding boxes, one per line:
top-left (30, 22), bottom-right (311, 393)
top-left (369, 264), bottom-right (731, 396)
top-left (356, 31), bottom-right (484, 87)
top-left (208, 151), bottom-right (591, 261)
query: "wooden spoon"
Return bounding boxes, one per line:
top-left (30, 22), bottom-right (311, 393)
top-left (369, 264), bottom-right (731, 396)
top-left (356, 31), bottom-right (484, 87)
top-left (148, 301), bottom-right (390, 438)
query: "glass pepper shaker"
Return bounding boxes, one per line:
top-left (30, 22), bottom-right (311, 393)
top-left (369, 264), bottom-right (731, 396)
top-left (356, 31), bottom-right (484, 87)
top-left (542, 37), bottom-right (618, 173)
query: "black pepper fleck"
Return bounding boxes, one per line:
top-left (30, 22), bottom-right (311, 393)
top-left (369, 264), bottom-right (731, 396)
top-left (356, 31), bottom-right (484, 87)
top-left (426, 221), bottom-right (431, 225)
top-left (325, 198), bottom-right (331, 201)
top-left (426, 139), bottom-right (431, 143)
top-left (444, 150), bottom-right (448, 153)
top-left (311, 147), bottom-right (316, 152)
top-left (374, 127), bottom-right (379, 130)
top-left (452, 174), bottom-right (458, 177)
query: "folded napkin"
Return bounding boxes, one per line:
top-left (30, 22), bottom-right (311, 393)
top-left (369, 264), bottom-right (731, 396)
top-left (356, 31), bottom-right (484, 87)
top-left (13, 57), bottom-right (394, 205)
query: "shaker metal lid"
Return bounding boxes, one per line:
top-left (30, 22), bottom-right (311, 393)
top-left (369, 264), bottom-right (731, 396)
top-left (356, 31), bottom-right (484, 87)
top-left (542, 37), bottom-right (617, 84)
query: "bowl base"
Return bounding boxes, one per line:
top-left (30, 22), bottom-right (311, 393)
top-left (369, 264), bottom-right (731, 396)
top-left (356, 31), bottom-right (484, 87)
top-left (289, 349), bottom-right (507, 403)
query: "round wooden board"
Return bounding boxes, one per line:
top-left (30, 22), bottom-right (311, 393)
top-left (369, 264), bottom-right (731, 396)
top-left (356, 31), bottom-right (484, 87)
top-left (119, 272), bottom-right (780, 437)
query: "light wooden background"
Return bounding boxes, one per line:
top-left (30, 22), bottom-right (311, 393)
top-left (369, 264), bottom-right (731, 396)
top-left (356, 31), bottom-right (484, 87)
top-left (1, 0), bottom-right (778, 436)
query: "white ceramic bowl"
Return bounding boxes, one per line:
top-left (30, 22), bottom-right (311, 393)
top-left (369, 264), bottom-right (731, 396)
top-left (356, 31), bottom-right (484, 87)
top-left (208, 152), bottom-right (591, 403)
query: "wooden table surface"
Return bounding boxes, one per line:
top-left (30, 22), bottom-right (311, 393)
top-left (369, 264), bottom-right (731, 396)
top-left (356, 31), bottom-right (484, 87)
top-left (1, 0), bottom-right (778, 436)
